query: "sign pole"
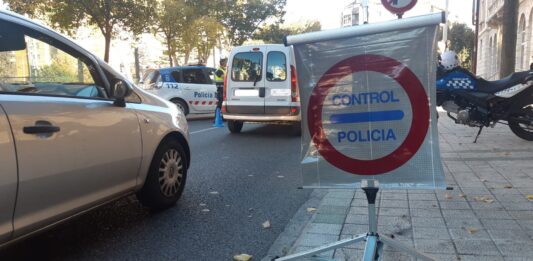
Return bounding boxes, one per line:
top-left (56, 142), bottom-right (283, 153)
top-left (274, 179), bottom-right (438, 261)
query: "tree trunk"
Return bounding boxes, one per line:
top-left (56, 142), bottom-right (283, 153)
top-left (184, 50), bottom-right (190, 65)
top-left (172, 54), bottom-right (179, 66)
top-left (104, 33), bottom-right (111, 63)
top-left (500, 0), bottom-right (519, 78)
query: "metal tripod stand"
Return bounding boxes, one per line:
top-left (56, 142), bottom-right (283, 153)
top-left (274, 180), bottom-right (437, 261)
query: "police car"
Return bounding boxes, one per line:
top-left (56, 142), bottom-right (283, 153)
top-left (140, 66), bottom-right (218, 115)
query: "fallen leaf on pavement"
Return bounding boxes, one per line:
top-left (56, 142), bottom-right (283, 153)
top-left (473, 196), bottom-right (494, 204)
top-left (503, 152), bottom-right (511, 156)
top-left (504, 185), bottom-right (513, 189)
top-left (465, 227), bottom-right (478, 234)
top-left (527, 195), bottom-right (533, 201)
top-left (277, 175), bottom-right (285, 178)
top-left (248, 215), bottom-right (253, 218)
top-left (199, 203), bottom-right (207, 207)
top-left (307, 208), bottom-right (317, 212)
top-left (262, 220), bottom-right (271, 229)
top-left (445, 193), bottom-right (453, 200)
top-left (201, 208), bottom-right (210, 212)
top-left (233, 253), bottom-right (252, 261)
top-left (248, 174), bottom-right (254, 177)
top-left (209, 191), bottom-right (219, 195)
top-left (459, 193), bottom-right (466, 198)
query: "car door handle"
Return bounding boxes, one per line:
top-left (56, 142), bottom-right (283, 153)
top-left (23, 125), bottom-right (60, 134)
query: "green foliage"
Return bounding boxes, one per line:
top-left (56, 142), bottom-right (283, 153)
top-left (254, 20), bottom-right (322, 44)
top-left (5, 0), bottom-right (156, 62)
top-left (153, 0), bottom-right (189, 66)
top-left (219, 0), bottom-right (287, 46)
top-left (36, 60), bottom-right (79, 83)
top-left (448, 22), bottom-right (475, 69)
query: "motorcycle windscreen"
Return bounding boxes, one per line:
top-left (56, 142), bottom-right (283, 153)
top-left (288, 13), bottom-right (446, 189)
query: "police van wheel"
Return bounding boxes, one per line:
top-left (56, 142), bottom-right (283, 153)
top-left (228, 120), bottom-right (243, 133)
top-left (172, 99), bottom-right (189, 116)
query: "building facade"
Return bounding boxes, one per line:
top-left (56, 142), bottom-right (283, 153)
top-left (477, 0), bottom-right (533, 79)
top-left (340, 0), bottom-right (434, 28)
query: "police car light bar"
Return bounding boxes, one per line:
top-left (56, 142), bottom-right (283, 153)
top-left (284, 12), bottom-right (445, 47)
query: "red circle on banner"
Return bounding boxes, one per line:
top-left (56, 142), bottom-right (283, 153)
top-left (307, 54), bottom-right (429, 175)
top-left (381, 0), bottom-right (418, 14)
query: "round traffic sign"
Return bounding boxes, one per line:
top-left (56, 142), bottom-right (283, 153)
top-left (381, 0), bottom-right (417, 15)
top-left (308, 54), bottom-right (429, 175)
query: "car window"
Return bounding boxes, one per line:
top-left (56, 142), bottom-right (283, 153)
top-left (204, 68), bottom-right (216, 84)
top-left (0, 21), bottom-right (105, 98)
top-left (181, 68), bottom-right (210, 84)
top-left (267, 52), bottom-right (287, 82)
top-left (141, 70), bottom-right (160, 84)
top-left (231, 52), bottom-right (262, 82)
top-left (170, 70), bottom-right (182, 82)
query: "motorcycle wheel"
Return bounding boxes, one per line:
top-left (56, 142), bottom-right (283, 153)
top-left (508, 102), bottom-right (533, 141)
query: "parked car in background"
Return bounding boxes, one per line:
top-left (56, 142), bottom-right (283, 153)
top-left (222, 44), bottom-right (301, 134)
top-left (0, 10), bottom-right (190, 247)
top-left (140, 66), bottom-right (218, 116)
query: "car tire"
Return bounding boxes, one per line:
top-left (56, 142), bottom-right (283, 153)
top-left (172, 98), bottom-right (189, 116)
top-left (137, 139), bottom-right (187, 210)
top-left (228, 120), bottom-right (244, 133)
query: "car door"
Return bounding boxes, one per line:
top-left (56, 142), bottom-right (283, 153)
top-left (264, 46), bottom-right (291, 115)
top-left (181, 68), bottom-right (216, 113)
top-left (0, 106), bottom-right (17, 243)
top-left (0, 19), bottom-right (142, 236)
top-left (227, 49), bottom-right (265, 114)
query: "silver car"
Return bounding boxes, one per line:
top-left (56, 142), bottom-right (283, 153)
top-left (0, 10), bottom-right (190, 247)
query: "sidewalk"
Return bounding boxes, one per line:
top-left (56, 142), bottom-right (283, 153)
top-left (264, 113), bottom-right (533, 261)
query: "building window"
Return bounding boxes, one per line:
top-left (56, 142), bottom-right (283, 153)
top-left (519, 14), bottom-right (527, 70)
top-left (492, 35), bottom-right (497, 77)
top-left (488, 36), bottom-right (493, 78)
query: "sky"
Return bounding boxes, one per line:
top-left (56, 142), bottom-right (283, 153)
top-left (284, 0), bottom-right (474, 29)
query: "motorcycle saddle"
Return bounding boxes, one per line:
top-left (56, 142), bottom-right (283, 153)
top-left (476, 71), bottom-right (533, 93)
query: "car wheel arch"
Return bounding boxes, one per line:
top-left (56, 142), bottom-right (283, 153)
top-left (170, 97), bottom-right (189, 115)
top-left (159, 131), bottom-right (190, 170)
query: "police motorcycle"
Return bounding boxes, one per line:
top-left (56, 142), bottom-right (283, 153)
top-left (436, 51), bottom-right (533, 142)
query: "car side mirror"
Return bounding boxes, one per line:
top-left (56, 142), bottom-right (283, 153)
top-left (111, 79), bottom-right (132, 107)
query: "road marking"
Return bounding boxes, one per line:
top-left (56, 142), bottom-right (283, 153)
top-left (190, 127), bottom-right (219, 134)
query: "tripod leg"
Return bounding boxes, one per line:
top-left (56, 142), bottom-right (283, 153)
top-left (274, 234), bottom-right (367, 261)
top-left (379, 235), bottom-right (438, 261)
top-left (363, 235), bottom-right (379, 261)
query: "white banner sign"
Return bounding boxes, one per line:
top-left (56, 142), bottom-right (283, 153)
top-left (287, 13), bottom-right (446, 189)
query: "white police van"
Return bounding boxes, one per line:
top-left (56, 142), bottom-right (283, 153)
top-left (222, 44), bottom-right (301, 134)
top-left (140, 66), bottom-right (217, 115)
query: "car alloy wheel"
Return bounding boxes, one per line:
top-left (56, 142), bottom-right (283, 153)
top-left (158, 149), bottom-right (184, 197)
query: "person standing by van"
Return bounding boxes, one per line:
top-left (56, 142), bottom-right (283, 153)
top-left (214, 57), bottom-right (227, 109)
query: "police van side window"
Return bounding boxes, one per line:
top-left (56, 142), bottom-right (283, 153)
top-left (182, 69), bottom-right (210, 84)
top-left (231, 52), bottom-right (262, 82)
top-left (267, 51), bottom-right (286, 82)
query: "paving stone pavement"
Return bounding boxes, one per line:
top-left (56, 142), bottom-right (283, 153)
top-left (264, 113), bottom-right (533, 261)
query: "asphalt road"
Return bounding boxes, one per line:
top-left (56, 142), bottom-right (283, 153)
top-left (0, 118), bottom-right (311, 261)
